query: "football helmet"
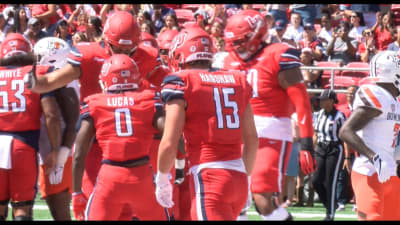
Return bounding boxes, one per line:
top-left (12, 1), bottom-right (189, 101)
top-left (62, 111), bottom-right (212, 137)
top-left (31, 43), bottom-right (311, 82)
top-left (103, 11), bottom-right (141, 56)
top-left (168, 27), bottom-right (213, 72)
top-left (369, 50), bottom-right (400, 93)
top-left (141, 32), bottom-right (158, 49)
top-left (99, 54), bottom-right (141, 92)
top-left (157, 29), bottom-right (179, 65)
top-left (0, 33), bottom-right (32, 58)
top-left (224, 9), bottom-right (267, 60)
top-left (33, 37), bottom-right (70, 69)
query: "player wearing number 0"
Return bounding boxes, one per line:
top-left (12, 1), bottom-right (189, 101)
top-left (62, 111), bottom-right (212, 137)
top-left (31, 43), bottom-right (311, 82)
top-left (0, 33), bottom-right (61, 221)
top-left (72, 54), bottom-right (168, 220)
top-left (339, 50), bottom-right (400, 220)
top-left (156, 27), bottom-right (258, 220)
top-left (221, 10), bottom-right (316, 220)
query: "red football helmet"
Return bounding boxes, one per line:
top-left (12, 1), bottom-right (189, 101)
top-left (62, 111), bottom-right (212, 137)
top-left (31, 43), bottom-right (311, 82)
top-left (168, 27), bottom-right (213, 72)
top-left (99, 54), bottom-right (141, 92)
top-left (224, 9), bottom-right (267, 60)
top-left (140, 32), bottom-right (158, 49)
top-left (103, 11), bottom-right (141, 56)
top-left (0, 33), bottom-right (32, 58)
top-left (157, 29), bottom-right (179, 65)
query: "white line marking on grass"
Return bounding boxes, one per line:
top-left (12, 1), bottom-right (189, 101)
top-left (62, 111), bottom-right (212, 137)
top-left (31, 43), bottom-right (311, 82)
top-left (247, 211), bottom-right (357, 218)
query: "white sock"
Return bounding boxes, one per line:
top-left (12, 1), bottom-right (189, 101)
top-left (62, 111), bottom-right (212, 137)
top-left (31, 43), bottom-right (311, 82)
top-left (236, 211), bottom-right (248, 221)
top-left (261, 207), bottom-right (289, 221)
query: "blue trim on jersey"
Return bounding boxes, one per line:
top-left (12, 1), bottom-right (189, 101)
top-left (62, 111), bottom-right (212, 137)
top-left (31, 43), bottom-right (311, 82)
top-left (161, 88), bottom-right (184, 103)
top-left (161, 75), bottom-right (184, 87)
top-left (198, 171), bottom-right (208, 220)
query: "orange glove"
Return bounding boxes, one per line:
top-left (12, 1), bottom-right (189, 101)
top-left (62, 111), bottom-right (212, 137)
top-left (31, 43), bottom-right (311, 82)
top-left (72, 192), bottom-right (88, 220)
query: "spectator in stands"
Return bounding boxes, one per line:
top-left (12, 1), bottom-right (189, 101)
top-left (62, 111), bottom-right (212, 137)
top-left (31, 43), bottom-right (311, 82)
top-left (24, 17), bottom-right (48, 45)
top-left (71, 31), bottom-right (87, 46)
top-left (290, 4), bottom-right (317, 26)
top-left (140, 20), bottom-right (157, 37)
top-left (348, 11), bottom-right (367, 44)
top-left (349, 4), bottom-right (380, 28)
top-left (159, 12), bottom-right (179, 34)
top-left (136, 10), bottom-right (152, 28)
top-left (371, 11), bottom-right (395, 51)
top-left (12, 7), bottom-right (28, 34)
top-left (67, 5), bottom-right (88, 33)
top-left (326, 21), bottom-right (357, 65)
top-left (387, 26), bottom-right (400, 51)
top-left (300, 47), bottom-right (322, 89)
top-left (318, 13), bottom-right (334, 49)
top-left (0, 13), bottom-right (12, 43)
top-left (210, 20), bottom-right (224, 51)
top-left (85, 16), bottom-right (102, 42)
top-left (214, 36), bottom-right (225, 52)
top-left (358, 28), bottom-right (378, 62)
top-left (54, 19), bottom-right (72, 47)
top-left (269, 19), bottom-right (287, 44)
top-left (267, 4), bottom-right (289, 25)
top-left (299, 23), bottom-right (325, 61)
top-left (283, 12), bottom-right (304, 48)
top-left (150, 4), bottom-right (167, 34)
top-left (194, 9), bottom-right (210, 32)
top-left (30, 4), bottom-right (59, 36)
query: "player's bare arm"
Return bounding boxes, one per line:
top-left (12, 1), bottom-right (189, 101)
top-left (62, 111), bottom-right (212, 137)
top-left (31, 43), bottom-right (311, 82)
top-left (339, 106), bottom-right (381, 161)
top-left (41, 96), bottom-right (62, 174)
top-left (157, 99), bottom-right (186, 174)
top-left (30, 64), bottom-right (81, 93)
top-left (277, 67), bottom-right (304, 89)
top-left (241, 103), bottom-right (258, 176)
top-left (72, 118), bottom-right (95, 193)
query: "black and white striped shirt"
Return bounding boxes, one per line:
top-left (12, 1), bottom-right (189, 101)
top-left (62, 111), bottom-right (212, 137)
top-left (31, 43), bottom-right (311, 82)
top-left (313, 107), bottom-right (347, 144)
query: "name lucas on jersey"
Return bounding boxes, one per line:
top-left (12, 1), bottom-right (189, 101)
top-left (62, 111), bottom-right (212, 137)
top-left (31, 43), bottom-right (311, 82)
top-left (199, 73), bottom-right (236, 84)
top-left (107, 97), bottom-right (134, 107)
top-left (0, 69), bottom-right (22, 79)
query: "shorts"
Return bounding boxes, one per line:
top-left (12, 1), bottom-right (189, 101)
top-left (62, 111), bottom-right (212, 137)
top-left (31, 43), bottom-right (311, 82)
top-left (251, 138), bottom-right (292, 193)
top-left (38, 157), bottom-right (72, 198)
top-left (0, 138), bottom-right (38, 202)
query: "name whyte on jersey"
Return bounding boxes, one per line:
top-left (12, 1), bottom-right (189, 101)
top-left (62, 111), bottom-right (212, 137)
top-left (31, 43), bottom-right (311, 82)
top-left (107, 97), bottom-right (134, 107)
top-left (0, 69), bottom-right (22, 79)
top-left (199, 73), bottom-right (236, 84)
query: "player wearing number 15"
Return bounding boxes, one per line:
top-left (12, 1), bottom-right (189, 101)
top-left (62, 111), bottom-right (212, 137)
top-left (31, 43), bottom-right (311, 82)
top-left (156, 27), bottom-right (258, 220)
top-left (0, 33), bottom-right (61, 221)
top-left (72, 54), bottom-right (167, 220)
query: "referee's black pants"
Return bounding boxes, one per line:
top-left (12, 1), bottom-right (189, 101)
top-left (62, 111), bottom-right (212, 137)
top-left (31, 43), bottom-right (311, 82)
top-left (311, 143), bottom-right (344, 219)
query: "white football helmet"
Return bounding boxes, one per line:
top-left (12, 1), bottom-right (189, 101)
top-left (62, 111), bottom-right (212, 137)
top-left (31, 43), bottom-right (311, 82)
top-left (369, 50), bottom-right (400, 93)
top-left (34, 37), bottom-right (70, 69)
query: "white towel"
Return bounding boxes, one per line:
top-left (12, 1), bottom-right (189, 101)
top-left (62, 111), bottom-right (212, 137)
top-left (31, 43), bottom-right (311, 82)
top-left (0, 135), bottom-right (13, 169)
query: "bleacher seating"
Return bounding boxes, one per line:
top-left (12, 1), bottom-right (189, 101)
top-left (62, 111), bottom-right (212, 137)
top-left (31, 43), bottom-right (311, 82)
top-left (181, 4), bottom-right (200, 12)
top-left (325, 76), bottom-right (361, 89)
top-left (174, 9), bottom-right (195, 26)
top-left (341, 62), bottom-right (369, 78)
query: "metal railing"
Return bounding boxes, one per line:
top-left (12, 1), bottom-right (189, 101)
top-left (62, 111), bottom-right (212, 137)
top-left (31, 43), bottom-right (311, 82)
top-left (300, 66), bottom-right (369, 94)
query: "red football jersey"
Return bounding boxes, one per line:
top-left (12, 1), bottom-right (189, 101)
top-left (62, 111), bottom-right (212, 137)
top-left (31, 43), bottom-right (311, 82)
top-left (222, 43), bottom-right (302, 118)
top-left (161, 69), bottom-right (252, 166)
top-left (67, 42), bottom-right (168, 102)
top-left (0, 65), bottom-right (52, 131)
top-left (81, 89), bottom-right (163, 162)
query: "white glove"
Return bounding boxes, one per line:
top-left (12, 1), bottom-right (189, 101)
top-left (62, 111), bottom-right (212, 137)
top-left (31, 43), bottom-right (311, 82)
top-left (155, 171), bottom-right (174, 208)
top-left (49, 146), bottom-right (70, 185)
top-left (372, 151), bottom-right (397, 183)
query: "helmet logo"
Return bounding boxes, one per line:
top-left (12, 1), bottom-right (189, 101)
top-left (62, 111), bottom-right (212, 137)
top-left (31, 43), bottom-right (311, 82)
top-left (190, 46), bottom-right (196, 52)
top-left (120, 70), bottom-right (130, 77)
top-left (169, 33), bottom-right (188, 58)
top-left (245, 14), bottom-right (263, 29)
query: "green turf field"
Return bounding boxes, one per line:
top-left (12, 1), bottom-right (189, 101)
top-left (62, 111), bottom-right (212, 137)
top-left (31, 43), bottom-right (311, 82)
top-left (6, 193), bottom-right (357, 221)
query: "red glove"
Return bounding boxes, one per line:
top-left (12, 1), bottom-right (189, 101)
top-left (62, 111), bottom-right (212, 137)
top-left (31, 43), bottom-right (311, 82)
top-left (72, 192), bottom-right (88, 220)
top-left (299, 137), bottom-right (316, 175)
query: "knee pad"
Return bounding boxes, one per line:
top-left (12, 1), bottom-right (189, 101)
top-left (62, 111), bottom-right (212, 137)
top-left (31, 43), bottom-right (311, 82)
top-left (14, 215), bottom-right (32, 221)
top-left (10, 200), bottom-right (34, 208)
top-left (0, 199), bottom-right (9, 206)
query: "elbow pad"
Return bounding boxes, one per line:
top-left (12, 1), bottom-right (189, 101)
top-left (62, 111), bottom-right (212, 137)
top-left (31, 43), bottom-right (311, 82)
top-left (286, 83), bottom-right (314, 139)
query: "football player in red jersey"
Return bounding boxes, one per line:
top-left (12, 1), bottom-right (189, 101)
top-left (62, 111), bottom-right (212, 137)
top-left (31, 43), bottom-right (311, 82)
top-left (221, 10), bottom-right (316, 220)
top-left (0, 33), bottom-right (61, 221)
top-left (23, 11), bottom-right (169, 220)
top-left (156, 27), bottom-right (258, 220)
top-left (72, 54), bottom-right (168, 221)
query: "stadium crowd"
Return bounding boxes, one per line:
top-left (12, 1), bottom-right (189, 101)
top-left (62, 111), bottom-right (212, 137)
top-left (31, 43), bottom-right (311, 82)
top-left (0, 3), bottom-right (400, 221)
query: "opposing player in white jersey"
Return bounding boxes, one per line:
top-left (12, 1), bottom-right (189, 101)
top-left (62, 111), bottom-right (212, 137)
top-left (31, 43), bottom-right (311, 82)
top-left (339, 50), bottom-right (400, 220)
top-left (35, 37), bottom-right (80, 220)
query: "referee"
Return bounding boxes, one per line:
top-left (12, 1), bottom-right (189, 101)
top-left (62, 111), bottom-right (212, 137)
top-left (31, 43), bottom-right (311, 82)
top-left (311, 89), bottom-right (346, 221)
